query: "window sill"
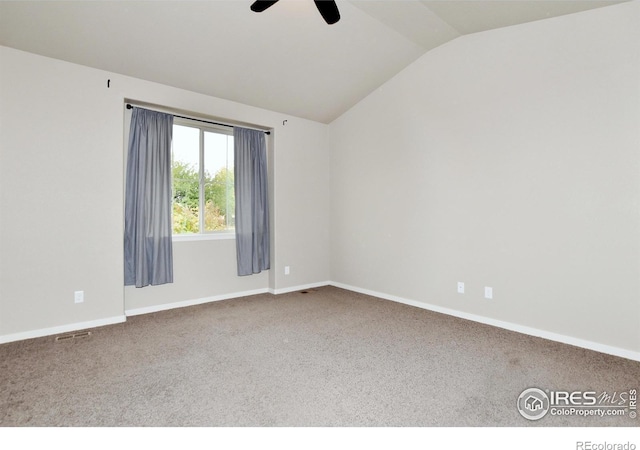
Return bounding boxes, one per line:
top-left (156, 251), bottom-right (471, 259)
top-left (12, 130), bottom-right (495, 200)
top-left (172, 233), bottom-right (235, 242)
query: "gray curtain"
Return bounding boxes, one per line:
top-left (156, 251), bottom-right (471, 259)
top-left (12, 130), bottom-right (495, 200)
top-left (124, 107), bottom-right (174, 287)
top-left (234, 127), bottom-right (270, 276)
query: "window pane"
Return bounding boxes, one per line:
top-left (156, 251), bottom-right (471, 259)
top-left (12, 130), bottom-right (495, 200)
top-left (204, 131), bottom-right (234, 231)
top-left (172, 125), bottom-right (200, 234)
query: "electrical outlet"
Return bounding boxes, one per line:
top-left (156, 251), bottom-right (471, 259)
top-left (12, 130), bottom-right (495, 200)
top-left (284, 266), bottom-right (290, 275)
top-left (484, 287), bottom-right (493, 299)
top-left (457, 282), bottom-right (464, 294)
top-left (74, 291), bottom-right (84, 304)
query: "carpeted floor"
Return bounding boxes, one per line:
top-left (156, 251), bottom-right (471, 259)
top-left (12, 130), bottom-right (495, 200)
top-left (0, 286), bottom-right (638, 426)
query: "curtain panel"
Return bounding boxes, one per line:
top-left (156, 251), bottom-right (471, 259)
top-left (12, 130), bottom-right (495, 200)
top-left (234, 127), bottom-right (270, 276)
top-left (124, 107), bottom-right (174, 287)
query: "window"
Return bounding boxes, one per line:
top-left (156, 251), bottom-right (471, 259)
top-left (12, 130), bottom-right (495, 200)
top-left (171, 119), bottom-right (235, 237)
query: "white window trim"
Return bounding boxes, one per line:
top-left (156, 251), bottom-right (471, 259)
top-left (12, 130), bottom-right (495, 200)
top-left (172, 117), bottom-right (236, 238)
top-left (173, 116), bottom-right (234, 135)
top-left (172, 232), bottom-right (235, 242)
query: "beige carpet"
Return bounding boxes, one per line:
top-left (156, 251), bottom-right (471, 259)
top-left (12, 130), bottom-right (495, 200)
top-left (0, 286), bottom-right (638, 426)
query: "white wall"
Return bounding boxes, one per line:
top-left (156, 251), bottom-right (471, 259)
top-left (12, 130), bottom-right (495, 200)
top-left (270, 118), bottom-right (331, 293)
top-left (0, 46), bottom-right (330, 340)
top-left (0, 47), bottom-right (126, 338)
top-left (1, 2), bottom-right (638, 359)
top-left (329, 2), bottom-right (640, 355)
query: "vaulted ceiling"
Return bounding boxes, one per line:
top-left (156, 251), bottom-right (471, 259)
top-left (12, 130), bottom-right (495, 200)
top-left (0, 0), bottom-right (626, 123)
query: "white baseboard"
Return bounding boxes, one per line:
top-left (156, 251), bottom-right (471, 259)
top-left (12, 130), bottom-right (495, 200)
top-left (330, 281), bottom-right (640, 363)
top-left (125, 282), bottom-right (331, 317)
top-left (0, 315), bottom-right (126, 345)
top-left (4, 282), bottom-right (638, 363)
top-left (0, 284), bottom-right (318, 344)
top-left (269, 281), bottom-right (331, 295)
top-left (125, 288), bottom-right (270, 317)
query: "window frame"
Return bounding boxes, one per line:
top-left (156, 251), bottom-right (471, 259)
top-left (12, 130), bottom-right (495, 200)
top-left (171, 117), bottom-right (236, 241)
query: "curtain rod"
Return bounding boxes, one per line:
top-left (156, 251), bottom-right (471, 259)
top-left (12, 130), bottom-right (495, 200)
top-left (125, 104), bottom-right (271, 135)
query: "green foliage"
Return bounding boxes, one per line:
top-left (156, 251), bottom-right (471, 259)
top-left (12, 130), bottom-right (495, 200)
top-left (173, 201), bottom-right (199, 234)
top-left (172, 161), bottom-right (199, 209)
top-left (172, 161), bottom-right (234, 234)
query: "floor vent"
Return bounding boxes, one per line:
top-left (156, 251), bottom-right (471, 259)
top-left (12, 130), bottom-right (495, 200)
top-left (55, 331), bottom-right (92, 342)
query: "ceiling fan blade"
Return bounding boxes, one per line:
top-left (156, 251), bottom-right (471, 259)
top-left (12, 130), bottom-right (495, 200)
top-left (250, 0), bottom-right (280, 13)
top-left (314, 0), bottom-right (340, 25)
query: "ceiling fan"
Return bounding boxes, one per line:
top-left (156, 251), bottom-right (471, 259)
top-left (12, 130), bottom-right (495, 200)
top-left (250, 0), bottom-right (341, 25)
